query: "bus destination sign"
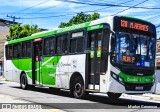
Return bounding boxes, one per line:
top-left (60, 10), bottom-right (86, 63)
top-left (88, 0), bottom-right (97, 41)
top-left (114, 16), bottom-right (156, 35)
top-left (121, 19), bottom-right (149, 32)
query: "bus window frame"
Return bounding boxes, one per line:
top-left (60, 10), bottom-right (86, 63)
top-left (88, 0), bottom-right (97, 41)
top-left (21, 40), bottom-right (32, 59)
top-left (5, 44), bottom-right (13, 60)
top-left (55, 33), bottom-right (69, 56)
top-left (43, 36), bottom-right (56, 57)
top-left (12, 43), bottom-right (22, 59)
top-left (69, 28), bottom-right (86, 55)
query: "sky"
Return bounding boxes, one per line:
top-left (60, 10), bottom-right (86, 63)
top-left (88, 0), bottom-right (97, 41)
top-left (0, 0), bottom-right (160, 37)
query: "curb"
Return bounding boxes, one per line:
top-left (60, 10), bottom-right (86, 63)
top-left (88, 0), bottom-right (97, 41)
top-left (122, 94), bottom-right (150, 100)
top-left (143, 94), bottom-right (160, 101)
top-left (122, 94), bottom-right (160, 102)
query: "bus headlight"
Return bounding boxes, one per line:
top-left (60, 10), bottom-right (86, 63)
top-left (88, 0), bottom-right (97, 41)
top-left (112, 73), bottom-right (117, 79)
top-left (118, 77), bottom-right (124, 84)
top-left (111, 71), bottom-right (124, 85)
top-left (119, 77), bottom-right (123, 82)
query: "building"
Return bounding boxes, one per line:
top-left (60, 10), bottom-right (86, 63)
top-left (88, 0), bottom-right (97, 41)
top-left (0, 19), bottom-right (17, 75)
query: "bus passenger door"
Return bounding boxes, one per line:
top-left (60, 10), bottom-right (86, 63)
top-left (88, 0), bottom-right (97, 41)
top-left (87, 28), bottom-right (109, 90)
top-left (88, 30), bottom-right (102, 90)
top-left (32, 38), bottom-right (43, 85)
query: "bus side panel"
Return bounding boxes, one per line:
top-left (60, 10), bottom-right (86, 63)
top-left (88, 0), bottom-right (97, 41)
top-left (16, 58), bottom-right (32, 84)
top-left (68, 54), bottom-right (88, 89)
top-left (12, 59), bottom-right (20, 82)
top-left (41, 56), bottom-right (61, 85)
top-left (55, 55), bottom-right (69, 89)
top-left (4, 60), bottom-right (13, 81)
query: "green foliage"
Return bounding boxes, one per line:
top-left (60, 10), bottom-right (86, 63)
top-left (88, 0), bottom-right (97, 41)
top-left (59, 12), bottom-right (100, 28)
top-left (7, 24), bottom-right (41, 41)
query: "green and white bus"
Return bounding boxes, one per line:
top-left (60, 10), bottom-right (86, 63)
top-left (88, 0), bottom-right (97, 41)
top-left (4, 16), bottom-right (156, 99)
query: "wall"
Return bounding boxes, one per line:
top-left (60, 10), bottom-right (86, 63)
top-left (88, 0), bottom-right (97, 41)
top-left (0, 26), bottom-right (8, 59)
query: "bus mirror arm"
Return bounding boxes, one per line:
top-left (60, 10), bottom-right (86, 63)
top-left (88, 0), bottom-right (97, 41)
top-left (107, 52), bottom-right (111, 55)
top-left (108, 50), bottom-right (114, 55)
top-left (110, 30), bottom-right (115, 38)
top-left (103, 51), bottom-right (113, 55)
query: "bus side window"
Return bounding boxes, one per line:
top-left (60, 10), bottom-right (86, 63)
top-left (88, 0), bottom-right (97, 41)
top-left (44, 38), bottom-right (50, 56)
top-left (6, 45), bottom-right (12, 60)
top-left (70, 30), bottom-right (84, 54)
top-left (26, 41), bottom-right (31, 57)
top-left (13, 44), bottom-right (18, 59)
top-left (9, 45), bottom-right (13, 59)
top-left (70, 39), bottom-right (76, 53)
top-left (22, 42), bottom-right (27, 58)
top-left (56, 35), bottom-right (63, 55)
top-left (17, 43), bottom-right (21, 58)
top-left (62, 34), bottom-right (69, 54)
top-left (77, 37), bottom-right (84, 53)
top-left (50, 37), bottom-right (55, 56)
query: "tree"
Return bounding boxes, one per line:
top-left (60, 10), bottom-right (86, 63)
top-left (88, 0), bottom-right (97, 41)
top-left (7, 24), bottom-right (41, 41)
top-left (59, 12), bottom-right (100, 28)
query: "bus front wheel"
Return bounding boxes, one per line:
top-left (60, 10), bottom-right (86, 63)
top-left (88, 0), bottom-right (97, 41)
top-left (107, 92), bottom-right (122, 99)
top-left (72, 76), bottom-right (85, 98)
top-left (20, 73), bottom-right (28, 90)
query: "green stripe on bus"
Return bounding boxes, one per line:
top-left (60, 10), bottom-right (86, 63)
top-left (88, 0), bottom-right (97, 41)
top-left (11, 56), bottom-right (62, 85)
top-left (119, 72), bottom-right (154, 84)
top-left (87, 24), bottom-right (104, 31)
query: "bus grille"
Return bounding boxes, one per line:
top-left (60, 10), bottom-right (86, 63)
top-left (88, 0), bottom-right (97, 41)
top-left (125, 83), bottom-right (153, 91)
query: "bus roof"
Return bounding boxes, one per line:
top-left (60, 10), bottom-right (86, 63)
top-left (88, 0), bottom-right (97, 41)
top-left (7, 16), bottom-right (154, 44)
top-left (8, 21), bottom-right (91, 44)
top-left (121, 16), bottom-right (152, 24)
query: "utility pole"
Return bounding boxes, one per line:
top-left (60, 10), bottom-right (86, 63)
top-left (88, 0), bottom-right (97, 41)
top-left (7, 15), bottom-right (20, 25)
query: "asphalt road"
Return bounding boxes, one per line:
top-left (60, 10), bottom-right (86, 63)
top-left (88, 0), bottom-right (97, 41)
top-left (0, 81), bottom-right (160, 112)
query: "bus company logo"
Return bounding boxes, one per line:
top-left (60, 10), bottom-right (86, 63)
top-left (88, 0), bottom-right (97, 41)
top-left (127, 78), bottom-right (138, 82)
top-left (57, 62), bottom-right (71, 67)
top-left (137, 73), bottom-right (143, 76)
top-left (139, 78), bottom-right (142, 82)
top-left (57, 23), bottom-right (86, 33)
top-left (72, 59), bottom-right (77, 69)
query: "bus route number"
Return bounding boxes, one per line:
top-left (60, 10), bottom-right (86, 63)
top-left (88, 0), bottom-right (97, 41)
top-left (123, 56), bottom-right (135, 63)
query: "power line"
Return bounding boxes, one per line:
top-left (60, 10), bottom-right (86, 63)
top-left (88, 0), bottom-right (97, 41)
top-left (31, 3), bottom-right (62, 14)
top-left (3, 0), bottom-right (160, 19)
top-left (147, 14), bottom-right (160, 21)
top-left (156, 25), bottom-right (160, 28)
top-left (20, 0), bottom-right (133, 16)
top-left (12, 0), bottom-right (51, 13)
top-left (3, 0), bottom-right (160, 18)
top-left (20, 13), bottom-right (75, 19)
top-left (111, 0), bottom-right (148, 16)
top-left (13, 0), bottom-right (136, 19)
top-left (6, 0), bottom-right (52, 22)
top-left (54, 0), bottom-right (160, 9)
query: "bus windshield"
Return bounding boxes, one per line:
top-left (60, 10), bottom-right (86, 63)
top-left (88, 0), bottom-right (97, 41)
top-left (113, 32), bottom-right (156, 67)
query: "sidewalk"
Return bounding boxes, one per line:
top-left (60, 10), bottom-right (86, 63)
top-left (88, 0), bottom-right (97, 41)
top-left (142, 93), bottom-right (160, 101)
top-left (122, 93), bottom-right (160, 103)
top-left (0, 76), bottom-right (65, 112)
top-left (0, 75), bottom-right (5, 81)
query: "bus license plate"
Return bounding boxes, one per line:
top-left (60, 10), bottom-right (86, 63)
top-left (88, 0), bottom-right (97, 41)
top-left (135, 86), bottom-right (143, 90)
